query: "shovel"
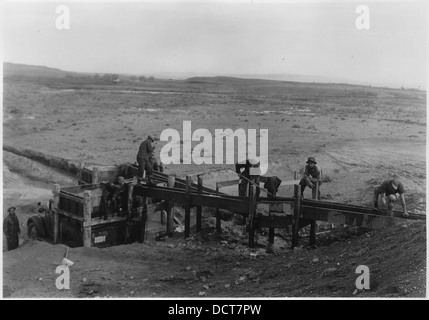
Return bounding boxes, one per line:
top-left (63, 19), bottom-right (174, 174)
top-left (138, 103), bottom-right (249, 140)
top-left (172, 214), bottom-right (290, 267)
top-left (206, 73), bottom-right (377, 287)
top-left (62, 247), bottom-right (74, 267)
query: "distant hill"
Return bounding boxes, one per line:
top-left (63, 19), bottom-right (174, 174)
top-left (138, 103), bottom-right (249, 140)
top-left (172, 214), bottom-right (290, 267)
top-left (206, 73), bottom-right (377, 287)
top-left (3, 62), bottom-right (75, 78)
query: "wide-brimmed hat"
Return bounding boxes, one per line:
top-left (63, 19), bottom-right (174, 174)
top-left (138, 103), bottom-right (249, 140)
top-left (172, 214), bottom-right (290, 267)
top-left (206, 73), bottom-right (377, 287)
top-left (391, 179), bottom-right (400, 189)
top-left (7, 206), bottom-right (16, 213)
top-left (306, 157), bottom-right (317, 164)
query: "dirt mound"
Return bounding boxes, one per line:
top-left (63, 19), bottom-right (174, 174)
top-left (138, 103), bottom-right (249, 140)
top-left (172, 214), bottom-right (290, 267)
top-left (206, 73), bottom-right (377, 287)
top-left (3, 214), bottom-right (425, 298)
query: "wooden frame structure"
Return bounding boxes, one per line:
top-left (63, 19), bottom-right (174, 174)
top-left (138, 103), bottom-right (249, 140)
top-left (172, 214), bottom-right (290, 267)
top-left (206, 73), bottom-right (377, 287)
top-left (54, 164), bottom-right (425, 249)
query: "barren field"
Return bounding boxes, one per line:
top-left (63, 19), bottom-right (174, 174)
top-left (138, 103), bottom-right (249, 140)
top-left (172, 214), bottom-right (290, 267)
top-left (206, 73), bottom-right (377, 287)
top-left (2, 67), bottom-right (426, 298)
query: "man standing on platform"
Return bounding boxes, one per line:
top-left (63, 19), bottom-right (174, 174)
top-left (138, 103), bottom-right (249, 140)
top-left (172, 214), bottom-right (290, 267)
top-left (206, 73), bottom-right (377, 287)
top-left (136, 135), bottom-right (156, 186)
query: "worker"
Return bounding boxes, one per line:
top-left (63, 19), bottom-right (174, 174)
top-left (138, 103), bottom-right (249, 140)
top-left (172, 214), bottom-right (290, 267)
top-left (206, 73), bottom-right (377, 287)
top-left (260, 175), bottom-right (282, 253)
top-left (299, 156), bottom-right (322, 199)
top-left (136, 135), bottom-right (156, 186)
top-left (37, 201), bottom-right (49, 214)
top-left (101, 176), bottom-right (128, 219)
top-left (3, 206), bottom-right (20, 251)
top-left (235, 158), bottom-right (261, 197)
top-left (373, 178), bottom-right (408, 217)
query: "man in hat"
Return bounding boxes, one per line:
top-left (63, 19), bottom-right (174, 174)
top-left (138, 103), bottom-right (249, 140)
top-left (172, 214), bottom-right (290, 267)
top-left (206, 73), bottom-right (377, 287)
top-left (136, 135), bottom-right (156, 186)
top-left (299, 156), bottom-right (322, 199)
top-left (101, 176), bottom-right (128, 219)
top-left (3, 206), bottom-right (20, 251)
top-left (373, 179), bottom-right (408, 217)
top-left (235, 158), bottom-right (261, 198)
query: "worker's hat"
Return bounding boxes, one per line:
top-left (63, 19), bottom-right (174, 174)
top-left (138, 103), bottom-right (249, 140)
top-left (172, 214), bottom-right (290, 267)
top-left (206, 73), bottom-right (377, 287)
top-left (306, 157), bottom-right (317, 164)
top-left (7, 206), bottom-right (16, 213)
top-left (148, 135), bottom-right (155, 142)
top-left (391, 179), bottom-right (400, 189)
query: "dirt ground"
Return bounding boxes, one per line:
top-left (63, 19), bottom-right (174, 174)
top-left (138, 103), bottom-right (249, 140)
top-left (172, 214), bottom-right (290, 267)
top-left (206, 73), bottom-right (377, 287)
top-left (2, 68), bottom-right (426, 298)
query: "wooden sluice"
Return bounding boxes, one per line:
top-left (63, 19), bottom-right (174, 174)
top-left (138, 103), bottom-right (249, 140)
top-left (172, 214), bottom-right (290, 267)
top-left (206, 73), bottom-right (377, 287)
top-left (132, 176), bottom-right (426, 248)
top-left (73, 164), bottom-right (425, 248)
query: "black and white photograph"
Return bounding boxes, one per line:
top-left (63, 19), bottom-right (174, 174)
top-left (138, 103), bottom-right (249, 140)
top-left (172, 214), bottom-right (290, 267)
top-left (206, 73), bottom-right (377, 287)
top-left (1, 0), bottom-right (427, 301)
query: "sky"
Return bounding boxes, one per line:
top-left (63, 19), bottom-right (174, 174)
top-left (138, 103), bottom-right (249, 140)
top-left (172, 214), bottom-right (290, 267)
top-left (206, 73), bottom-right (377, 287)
top-left (1, 0), bottom-right (427, 89)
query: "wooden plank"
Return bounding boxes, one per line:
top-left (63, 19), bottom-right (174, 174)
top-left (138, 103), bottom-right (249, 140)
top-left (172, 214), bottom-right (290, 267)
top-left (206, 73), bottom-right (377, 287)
top-left (292, 185), bottom-right (301, 249)
top-left (217, 180), bottom-right (239, 189)
top-left (310, 181), bottom-right (318, 246)
top-left (59, 192), bottom-right (85, 203)
top-left (53, 184), bottom-right (60, 244)
top-left (215, 184), bottom-right (221, 234)
top-left (196, 175), bottom-right (203, 233)
top-left (190, 193), bottom-right (250, 215)
top-left (248, 184), bottom-right (256, 248)
top-left (83, 191), bottom-right (92, 247)
top-left (84, 216), bottom-right (127, 227)
top-left (166, 175), bottom-right (175, 235)
top-left (184, 176), bottom-right (191, 238)
top-left (133, 185), bottom-right (250, 214)
top-left (279, 180), bottom-right (301, 187)
top-left (55, 208), bottom-right (85, 222)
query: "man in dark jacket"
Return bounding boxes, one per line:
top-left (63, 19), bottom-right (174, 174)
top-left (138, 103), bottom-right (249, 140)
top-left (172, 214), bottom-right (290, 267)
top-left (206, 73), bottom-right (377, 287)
top-left (235, 158), bottom-right (261, 197)
top-left (101, 176), bottom-right (128, 219)
top-left (137, 135), bottom-right (156, 186)
top-left (299, 156), bottom-right (322, 199)
top-left (373, 178), bottom-right (408, 217)
top-left (3, 206), bottom-right (20, 251)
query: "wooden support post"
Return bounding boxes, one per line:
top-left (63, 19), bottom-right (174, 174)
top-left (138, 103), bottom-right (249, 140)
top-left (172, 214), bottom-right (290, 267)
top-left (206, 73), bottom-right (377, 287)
top-left (139, 196), bottom-right (148, 243)
top-left (215, 183), bottom-right (222, 234)
top-left (78, 162), bottom-right (85, 183)
top-left (52, 184), bottom-right (60, 244)
top-left (166, 175), bottom-right (175, 235)
top-left (127, 182), bottom-right (135, 215)
top-left (196, 175), bottom-right (203, 233)
top-left (92, 166), bottom-right (99, 184)
top-left (248, 183), bottom-right (256, 248)
top-left (268, 228), bottom-right (275, 248)
top-left (184, 175), bottom-right (191, 239)
top-left (83, 191), bottom-right (92, 247)
top-left (310, 181), bottom-right (318, 247)
top-left (267, 180), bottom-right (276, 252)
top-left (292, 184), bottom-right (301, 249)
top-left (312, 181), bottom-right (319, 200)
top-left (294, 171), bottom-right (298, 180)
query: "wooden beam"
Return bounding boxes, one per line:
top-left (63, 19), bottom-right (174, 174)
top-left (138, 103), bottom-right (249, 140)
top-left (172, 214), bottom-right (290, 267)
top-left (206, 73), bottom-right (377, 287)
top-left (53, 184), bottom-right (60, 244)
top-left (133, 185), bottom-right (250, 214)
top-left (310, 181), bottom-right (318, 246)
top-left (248, 184), bottom-right (256, 248)
top-left (292, 185), bottom-right (301, 249)
top-left (184, 176), bottom-right (191, 238)
top-left (196, 175), bottom-right (203, 233)
top-left (83, 191), bottom-right (92, 247)
top-left (166, 175), bottom-right (175, 236)
top-left (84, 216), bottom-right (127, 227)
top-left (92, 166), bottom-right (100, 184)
top-left (217, 179), bottom-right (239, 189)
top-left (215, 184), bottom-right (221, 234)
top-left (55, 208), bottom-right (85, 221)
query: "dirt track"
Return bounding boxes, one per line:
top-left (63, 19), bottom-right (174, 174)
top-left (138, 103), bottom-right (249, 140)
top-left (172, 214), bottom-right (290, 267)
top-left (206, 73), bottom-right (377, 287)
top-left (2, 72), bottom-right (426, 298)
